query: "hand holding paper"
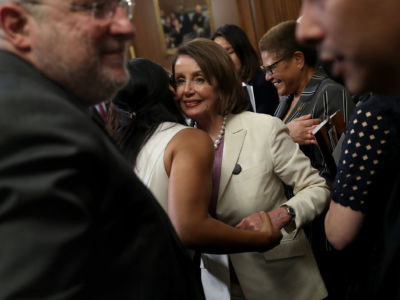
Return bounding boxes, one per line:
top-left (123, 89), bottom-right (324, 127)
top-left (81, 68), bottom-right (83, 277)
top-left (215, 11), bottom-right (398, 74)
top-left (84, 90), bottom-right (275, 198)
top-left (287, 114), bottom-right (321, 145)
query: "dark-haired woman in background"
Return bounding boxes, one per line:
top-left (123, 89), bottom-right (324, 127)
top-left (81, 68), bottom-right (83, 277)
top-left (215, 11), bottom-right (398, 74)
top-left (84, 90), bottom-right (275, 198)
top-left (212, 24), bottom-right (279, 115)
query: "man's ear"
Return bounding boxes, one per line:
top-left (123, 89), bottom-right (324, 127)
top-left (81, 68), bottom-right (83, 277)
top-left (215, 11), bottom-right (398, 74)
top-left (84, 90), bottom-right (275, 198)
top-left (293, 50), bottom-right (305, 70)
top-left (0, 4), bottom-right (31, 50)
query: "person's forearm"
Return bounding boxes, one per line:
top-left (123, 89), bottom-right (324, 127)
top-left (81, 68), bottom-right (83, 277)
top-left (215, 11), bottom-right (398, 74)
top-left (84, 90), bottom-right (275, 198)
top-left (176, 217), bottom-right (281, 254)
top-left (325, 200), bottom-right (365, 250)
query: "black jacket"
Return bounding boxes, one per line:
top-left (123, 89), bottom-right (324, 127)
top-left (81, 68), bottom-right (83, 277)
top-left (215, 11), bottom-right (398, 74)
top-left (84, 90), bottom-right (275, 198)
top-left (0, 50), bottom-right (204, 300)
top-left (247, 71), bottom-right (279, 115)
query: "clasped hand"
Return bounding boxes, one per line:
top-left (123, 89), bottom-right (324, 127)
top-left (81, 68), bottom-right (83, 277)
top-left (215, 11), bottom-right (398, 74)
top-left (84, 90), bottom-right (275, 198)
top-left (235, 209), bottom-right (283, 249)
top-left (236, 207), bottom-right (291, 231)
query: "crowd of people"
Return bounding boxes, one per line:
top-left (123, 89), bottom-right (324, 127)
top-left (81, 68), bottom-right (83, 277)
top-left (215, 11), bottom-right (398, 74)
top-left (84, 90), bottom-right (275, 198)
top-left (161, 4), bottom-right (210, 49)
top-left (0, 0), bottom-right (399, 299)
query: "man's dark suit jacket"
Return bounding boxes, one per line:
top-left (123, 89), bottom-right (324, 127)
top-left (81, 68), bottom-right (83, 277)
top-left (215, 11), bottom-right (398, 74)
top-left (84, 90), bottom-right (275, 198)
top-left (0, 50), bottom-right (204, 299)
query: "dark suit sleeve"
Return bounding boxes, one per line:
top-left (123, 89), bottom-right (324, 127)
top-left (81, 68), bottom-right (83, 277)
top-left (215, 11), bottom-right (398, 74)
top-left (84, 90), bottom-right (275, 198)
top-left (251, 72), bottom-right (280, 115)
top-left (0, 94), bottom-right (105, 299)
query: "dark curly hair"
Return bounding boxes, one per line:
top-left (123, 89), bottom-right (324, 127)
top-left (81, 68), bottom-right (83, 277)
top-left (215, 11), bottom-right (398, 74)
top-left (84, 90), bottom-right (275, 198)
top-left (108, 58), bottom-right (186, 165)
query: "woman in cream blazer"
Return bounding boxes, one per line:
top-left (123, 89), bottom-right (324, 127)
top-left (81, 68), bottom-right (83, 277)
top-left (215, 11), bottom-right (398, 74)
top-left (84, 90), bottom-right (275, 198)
top-left (172, 38), bottom-right (329, 300)
top-left (204, 112), bottom-right (329, 299)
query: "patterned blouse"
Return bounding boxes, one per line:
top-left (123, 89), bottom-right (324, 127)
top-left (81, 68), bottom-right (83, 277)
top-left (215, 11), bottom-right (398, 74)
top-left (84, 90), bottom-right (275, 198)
top-left (331, 94), bottom-right (400, 212)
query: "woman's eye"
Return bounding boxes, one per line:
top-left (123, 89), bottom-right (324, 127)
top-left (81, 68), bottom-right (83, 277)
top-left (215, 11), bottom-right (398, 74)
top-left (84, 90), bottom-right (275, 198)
top-left (175, 78), bottom-right (185, 86)
top-left (195, 77), bottom-right (205, 84)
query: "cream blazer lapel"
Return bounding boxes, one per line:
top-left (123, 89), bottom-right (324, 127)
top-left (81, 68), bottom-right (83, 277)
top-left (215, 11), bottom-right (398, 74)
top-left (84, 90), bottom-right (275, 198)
top-left (218, 114), bottom-right (247, 199)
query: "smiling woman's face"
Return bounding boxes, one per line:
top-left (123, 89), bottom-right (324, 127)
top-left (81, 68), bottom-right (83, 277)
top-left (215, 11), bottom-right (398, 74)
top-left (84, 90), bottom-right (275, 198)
top-left (261, 51), bottom-right (301, 97)
top-left (174, 55), bottom-right (219, 122)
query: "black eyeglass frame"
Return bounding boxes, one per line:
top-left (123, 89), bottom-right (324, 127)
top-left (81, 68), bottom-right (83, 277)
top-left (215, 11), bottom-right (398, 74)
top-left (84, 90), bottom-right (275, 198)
top-left (260, 54), bottom-right (292, 75)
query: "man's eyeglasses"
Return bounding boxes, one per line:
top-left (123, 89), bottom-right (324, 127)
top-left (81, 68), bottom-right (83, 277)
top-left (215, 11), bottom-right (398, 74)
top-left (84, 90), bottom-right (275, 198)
top-left (260, 55), bottom-right (289, 76)
top-left (22, 0), bottom-right (135, 22)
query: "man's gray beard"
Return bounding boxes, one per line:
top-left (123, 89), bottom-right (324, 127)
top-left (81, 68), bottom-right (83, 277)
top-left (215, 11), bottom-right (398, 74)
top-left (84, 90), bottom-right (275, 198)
top-left (36, 47), bottom-right (129, 106)
top-left (56, 54), bottom-right (130, 105)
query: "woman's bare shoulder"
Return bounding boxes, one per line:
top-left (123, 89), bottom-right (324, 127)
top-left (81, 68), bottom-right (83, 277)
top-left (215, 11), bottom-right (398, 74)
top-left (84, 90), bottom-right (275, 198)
top-left (173, 127), bottom-right (213, 150)
top-left (164, 127), bottom-right (214, 176)
top-left (164, 127), bottom-right (214, 169)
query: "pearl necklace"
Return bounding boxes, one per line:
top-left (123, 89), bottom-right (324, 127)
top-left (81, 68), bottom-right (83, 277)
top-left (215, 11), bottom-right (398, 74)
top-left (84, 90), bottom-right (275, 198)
top-left (213, 115), bottom-right (227, 150)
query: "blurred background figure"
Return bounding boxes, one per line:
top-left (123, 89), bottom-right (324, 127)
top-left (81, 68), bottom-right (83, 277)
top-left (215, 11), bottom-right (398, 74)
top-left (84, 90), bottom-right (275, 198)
top-left (259, 20), bottom-right (355, 299)
top-left (170, 16), bottom-right (183, 47)
top-left (212, 24), bottom-right (279, 115)
top-left (297, 0), bottom-right (400, 299)
top-left (192, 4), bottom-right (206, 36)
top-left (176, 4), bottom-right (193, 42)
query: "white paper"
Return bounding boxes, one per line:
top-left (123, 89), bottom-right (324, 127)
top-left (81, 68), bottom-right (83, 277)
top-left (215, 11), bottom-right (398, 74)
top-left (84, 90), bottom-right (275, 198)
top-left (242, 82), bottom-right (256, 112)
